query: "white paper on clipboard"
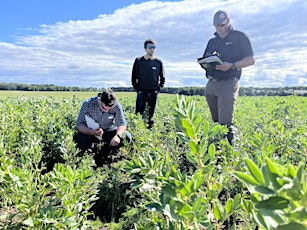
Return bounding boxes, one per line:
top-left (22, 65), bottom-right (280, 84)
top-left (85, 115), bottom-right (102, 140)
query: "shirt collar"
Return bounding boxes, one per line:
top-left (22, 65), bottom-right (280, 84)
top-left (214, 24), bottom-right (233, 38)
top-left (144, 55), bottom-right (156, 60)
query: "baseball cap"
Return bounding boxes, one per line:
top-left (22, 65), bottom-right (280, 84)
top-left (213, 10), bottom-right (229, 25)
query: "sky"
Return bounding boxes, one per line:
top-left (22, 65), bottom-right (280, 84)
top-left (0, 0), bottom-right (306, 88)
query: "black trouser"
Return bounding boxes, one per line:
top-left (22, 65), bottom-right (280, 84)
top-left (135, 90), bottom-right (158, 128)
top-left (73, 130), bottom-right (132, 154)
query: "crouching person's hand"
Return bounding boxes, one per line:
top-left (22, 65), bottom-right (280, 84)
top-left (110, 134), bottom-right (120, 146)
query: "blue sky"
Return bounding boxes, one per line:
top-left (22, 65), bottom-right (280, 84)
top-left (0, 0), bottom-right (306, 88)
top-left (0, 0), bottom-right (157, 42)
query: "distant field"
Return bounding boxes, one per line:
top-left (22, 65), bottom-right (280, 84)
top-left (0, 90), bottom-right (135, 99)
top-left (0, 90), bottom-right (176, 99)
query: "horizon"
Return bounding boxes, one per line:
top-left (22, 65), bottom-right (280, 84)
top-left (1, 81), bottom-right (307, 90)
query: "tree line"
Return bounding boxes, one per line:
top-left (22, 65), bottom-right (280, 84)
top-left (0, 82), bottom-right (306, 96)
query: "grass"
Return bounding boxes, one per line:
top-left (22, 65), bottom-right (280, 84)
top-left (0, 90), bottom-right (176, 99)
top-left (0, 90), bottom-right (135, 99)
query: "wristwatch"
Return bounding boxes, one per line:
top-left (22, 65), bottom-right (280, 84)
top-left (116, 133), bottom-right (123, 138)
top-left (231, 62), bottom-right (237, 70)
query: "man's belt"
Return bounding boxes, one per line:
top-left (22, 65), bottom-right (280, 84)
top-left (211, 77), bottom-right (239, 82)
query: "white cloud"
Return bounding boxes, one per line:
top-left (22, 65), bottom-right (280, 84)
top-left (0, 0), bottom-right (306, 88)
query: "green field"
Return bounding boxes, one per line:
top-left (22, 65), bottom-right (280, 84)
top-left (0, 90), bottom-right (177, 99)
top-left (0, 93), bottom-right (306, 229)
top-left (0, 90), bottom-right (134, 99)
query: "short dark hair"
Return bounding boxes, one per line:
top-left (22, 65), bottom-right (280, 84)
top-left (144, 38), bottom-right (156, 48)
top-left (98, 89), bottom-right (116, 106)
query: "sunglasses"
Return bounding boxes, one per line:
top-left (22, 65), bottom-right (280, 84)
top-left (147, 45), bottom-right (156, 49)
top-left (215, 23), bottom-right (226, 27)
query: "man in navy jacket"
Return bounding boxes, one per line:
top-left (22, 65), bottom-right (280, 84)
top-left (131, 38), bottom-right (165, 129)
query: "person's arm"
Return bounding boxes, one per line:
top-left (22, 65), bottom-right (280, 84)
top-left (216, 55), bottom-right (255, 71)
top-left (203, 38), bottom-right (215, 57)
top-left (109, 101), bottom-right (127, 147)
top-left (110, 125), bottom-right (126, 146)
top-left (159, 61), bottom-right (165, 89)
top-left (232, 55), bottom-right (255, 69)
top-left (131, 58), bottom-right (139, 91)
top-left (75, 100), bottom-right (104, 137)
top-left (116, 125), bottom-right (126, 137)
top-left (77, 124), bottom-right (103, 137)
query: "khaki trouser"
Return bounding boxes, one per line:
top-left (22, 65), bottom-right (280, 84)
top-left (205, 78), bottom-right (240, 144)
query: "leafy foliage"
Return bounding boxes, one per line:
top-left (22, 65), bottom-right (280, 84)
top-left (0, 93), bottom-right (306, 229)
top-left (234, 158), bottom-right (307, 229)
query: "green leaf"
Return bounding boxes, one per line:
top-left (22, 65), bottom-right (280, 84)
top-left (192, 196), bottom-right (203, 212)
top-left (276, 222), bottom-right (307, 230)
top-left (130, 168), bottom-right (142, 173)
top-left (193, 172), bottom-right (205, 191)
top-left (178, 203), bottom-right (191, 215)
top-left (203, 121), bottom-right (209, 137)
top-left (208, 143), bottom-right (215, 161)
top-left (186, 152), bottom-right (197, 164)
top-left (163, 204), bottom-right (177, 221)
top-left (213, 205), bottom-right (221, 220)
top-left (266, 158), bottom-right (280, 175)
top-left (9, 173), bottom-right (22, 187)
top-left (242, 199), bottom-right (253, 213)
top-left (207, 190), bottom-right (218, 200)
top-left (77, 203), bottom-right (82, 212)
top-left (225, 198), bottom-right (233, 214)
top-left (257, 209), bottom-right (284, 226)
top-left (254, 185), bottom-right (275, 195)
top-left (23, 218), bottom-right (34, 227)
top-left (253, 210), bottom-right (268, 229)
top-left (182, 119), bottom-right (195, 138)
top-left (203, 153), bottom-right (210, 164)
top-left (162, 184), bottom-right (176, 197)
top-left (286, 207), bottom-right (307, 221)
top-left (255, 196), bottom-right (289, 210)
top-left (296, 164), bottom-right (305, 183)
top-left (208, 125), bottom-right (221, 138)
top-left (287, 165), bottom-right (296, 178)
top-left (132, 158), bottom-right (142, 167)
top-left (262, 165), bottom-right (281, 190)
top-left (246, 158), bottom-right (265, 185)
top-left (181, 211), bottom-right (195, 219)
top-left (233, 171), bottom-right (259, 186)
top-left (131, 181), bottom-right (142, 189)
top-left (148, 154), bottom-right (154, 168)
top-left (193, 115), bottom-right (202, 132)
top-left (233, 193), bottom-right (241, 210)
top-left (169, 221), bottom-right (175, 230)
top-left (189, 140), bottom-right (199, 154)
top-left (179, 185), bottom-right (188, 197)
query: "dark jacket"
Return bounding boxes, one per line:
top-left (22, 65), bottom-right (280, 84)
top-left (131, 56), bottom-right (165, 92)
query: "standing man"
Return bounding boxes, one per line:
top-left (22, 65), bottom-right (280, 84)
top-left (74, 89), bottom-right (131, 164)
top-left (131, 38), bottom-right (165, 129)
top-left (202, 10), bottom-right (255, 145)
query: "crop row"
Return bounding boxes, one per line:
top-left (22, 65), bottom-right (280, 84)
top-left (0, 94), bottom-right (306, 229)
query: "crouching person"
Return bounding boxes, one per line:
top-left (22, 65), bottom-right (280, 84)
top-left (74, 89), bottom-right (132, 166)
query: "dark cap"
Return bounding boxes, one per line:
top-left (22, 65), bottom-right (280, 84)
top-left (213, 10), bottom-right (229, 25)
